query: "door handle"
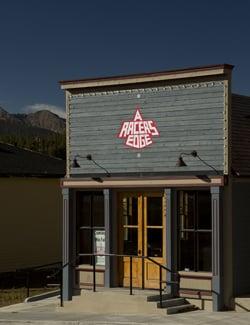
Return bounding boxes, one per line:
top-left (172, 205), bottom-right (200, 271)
top-left (138, 250), bottom-right (142, 255)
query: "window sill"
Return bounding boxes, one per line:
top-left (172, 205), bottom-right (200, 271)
top-left (76, 264), bottom-right (105, 271)
top-left (178, 271), bottom-right (212, 279)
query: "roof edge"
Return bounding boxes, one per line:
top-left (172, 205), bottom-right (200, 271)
top-left (60, 64), bottom-right (234, 90)
top-left (232, 93), bottom-right (250, 99)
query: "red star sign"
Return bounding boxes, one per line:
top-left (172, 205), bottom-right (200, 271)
top-left (118, 108), bottom-right (160, 149)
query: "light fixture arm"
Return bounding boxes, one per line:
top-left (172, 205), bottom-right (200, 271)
top-left (195, 154), bottom-right (219, 175)
top-left (88, 156), bottom-right (111, 177)
top-left (178, 150), bottom-right (219, 175)
top-left (74, 154), bottom-right (111, 177)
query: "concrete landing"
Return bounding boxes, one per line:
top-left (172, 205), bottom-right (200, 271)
top-left (63, 288), bottom-right (166, 315)
top-left (235, 295), bottom-right (250, 312)
top-left (1, 297), bottom-right (250, 324)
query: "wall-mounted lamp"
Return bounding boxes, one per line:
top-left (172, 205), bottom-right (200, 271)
top-left (71, 154), bottom-right (111, 178)
top-left (231, 167), bottom-right (240, 177)
top-left (91, 177), bottom-right (104, 183)
top-left (176, 150), bottom-right (219, 175)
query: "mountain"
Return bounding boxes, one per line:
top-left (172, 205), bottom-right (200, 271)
top-left (0, 107), bottom-right (65, 136)
top-left (0, 107), bottom-right (11, 119)
top-left (0, 107), bottom-right (66, 159)
top-left (16, 110), bottom-right (65, 134)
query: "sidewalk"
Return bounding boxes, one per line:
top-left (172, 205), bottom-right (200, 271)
top-left (0, 297), bottom-right (250, 325)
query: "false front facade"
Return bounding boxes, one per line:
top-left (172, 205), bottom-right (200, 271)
top-left (60, 64), bottom-right (250, 311)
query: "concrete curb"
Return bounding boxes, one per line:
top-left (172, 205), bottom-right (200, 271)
top-left (0, 320), bottom-right (244, 325)
top-left (0, 319), bottom-right (80, 325)
top-left (24, 290), bottom-right (60, 303)
top-left (0, 321), bottom-right (140, 325)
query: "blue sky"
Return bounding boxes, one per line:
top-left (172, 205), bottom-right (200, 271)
top-left (0, 0), bottom-right (250, 117)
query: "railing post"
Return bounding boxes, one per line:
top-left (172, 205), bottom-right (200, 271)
top-left (159, 266), bottom-right (162, 308)
top-left (176, 272), bottom-right (180, 295)
top-left (93, 254), bottom-right (96, 292)
top-left (26, 270), bottom-right (30, 298)
top-left (142, 256), bottom-right (145, 290)
top-left (129, 256), bottom-right (133, 295)
top-left (60, 263), bottom-right (63, 307)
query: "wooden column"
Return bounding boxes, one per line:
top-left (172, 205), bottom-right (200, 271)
top-left (62, 188), bottom-right (73, 300)
top-left (165, 188), bottom-right (178, 296)
top-left (104, 189), bottom-right (112, 287)
top-left (211, 186), bottom-right (223, 311)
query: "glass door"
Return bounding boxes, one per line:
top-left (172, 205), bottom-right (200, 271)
top-left (121, 193), bottom-right (142, 287)
top-left (143, 194), bottom-right (166, 288)
top-left (119, 192), bottom-right (166, 289)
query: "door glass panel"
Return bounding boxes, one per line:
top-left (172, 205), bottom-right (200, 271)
top-left (122, 197), bottom-right (138, 226)
top-left (147, 228), bottom-right (162, 257)
top-left (147, 197), bottom-right (162, 226)
top-left (123, 227), bottom-right (138, 255)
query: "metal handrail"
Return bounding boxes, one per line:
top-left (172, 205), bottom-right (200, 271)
top-left (145, 256), bottom-right (173, 273)
top-left (47, 256), bottom-right (81, 307)
top-left (45, 253), bottom-right (179, 308)
top-left (78, 253), bottom-right (179, 308)
top-left (78, 253), bottom-right (175, 272)
top-left (15, 261), bottom-right (62, 272)
top-left (0, 262), bottom-right (62, 303)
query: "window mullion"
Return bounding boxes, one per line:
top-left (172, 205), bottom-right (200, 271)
top-left (195, 192), bottom-right (198, 272)
top-left (90, 194), bottom-right (93, 265)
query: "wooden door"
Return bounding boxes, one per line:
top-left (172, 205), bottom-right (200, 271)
top-left (120, 193), bottom-right (143, 288)
top-left (143, 194), bottom-right (166, 288)
top-left (119, 192), bottom-right (166, 289)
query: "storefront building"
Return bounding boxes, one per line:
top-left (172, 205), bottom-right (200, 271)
top-left (60, 64), bottom-right (250, 311)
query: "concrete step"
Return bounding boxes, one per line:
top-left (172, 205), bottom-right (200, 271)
top-left (147, 293), bottom-right (172, 302)
top-left (63, 289), bottom-right (166, 315)
top-left (157, 297), bottom-right (186, 308)
top-left (166, 303), bottom-right (197, 315)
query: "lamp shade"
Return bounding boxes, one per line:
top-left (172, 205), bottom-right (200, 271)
top-left (176, 156), bottom-right (187, 167)
top-left (72, 157), bottom-right (80, 168)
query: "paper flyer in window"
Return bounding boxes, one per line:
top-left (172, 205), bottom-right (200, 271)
top-left (94, 230), bottom-right (105, 266)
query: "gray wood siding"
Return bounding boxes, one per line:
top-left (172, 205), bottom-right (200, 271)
top-left (232, 181), bottom-right (250, 295)
top-left (68, 81), bottom-right (225, 176)
top-left (232, 94), bottom-right (250, 175)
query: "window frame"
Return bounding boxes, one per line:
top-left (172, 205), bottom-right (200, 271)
top-left (178, 190), bottom-right (212, 272)
top-left (76, 191), bottom-right (105, 266)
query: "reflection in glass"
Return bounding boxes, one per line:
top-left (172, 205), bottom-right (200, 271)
top-left (93, 194), bottom-right (104, 227)
top-left (179, 192), bottom-right (195, 230)
top-left (185, 192), bottom-right (195, 229)
top-left (197, 192), bottom-right (211, 230)
top-left (179, 231), bottom-right (195, 271)
top-left (123, 228), bottom-right (138, 255)
top-left (77, 194), bottom-right (91, 227)
top-left (78, 229), bottom-right (91, 264)
top-left (122, 197), bottom-right (138, 226)
top-left (147, 197), bottom-right (162, 226)
top-left (198, 232), bottom-right (212, 271)
top-left (147, 229), bottom-right (162, 257)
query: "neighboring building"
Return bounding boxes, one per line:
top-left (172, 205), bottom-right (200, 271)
top-left (60, 64), bottom-right (250, 311)
top-left (0, 143), bottom-right (65, 272)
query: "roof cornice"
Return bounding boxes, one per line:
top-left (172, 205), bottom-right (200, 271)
top-left (60, 64), bottom-right (234, 90)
